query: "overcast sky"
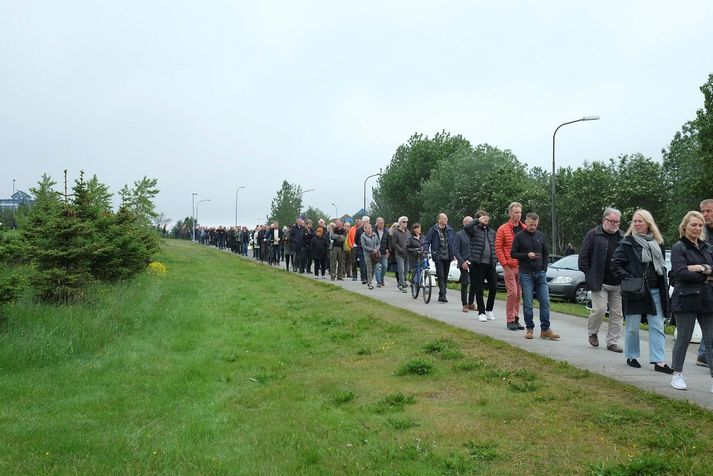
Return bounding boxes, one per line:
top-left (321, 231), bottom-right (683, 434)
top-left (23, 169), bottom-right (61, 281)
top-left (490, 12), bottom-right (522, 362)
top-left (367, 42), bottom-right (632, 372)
top-left (2, 1), bottom-right (712, 227)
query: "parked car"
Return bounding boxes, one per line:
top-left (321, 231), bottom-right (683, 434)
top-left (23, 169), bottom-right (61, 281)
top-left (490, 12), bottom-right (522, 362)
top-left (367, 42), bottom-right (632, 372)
top-left (546, 254), bottom-right (587, 303)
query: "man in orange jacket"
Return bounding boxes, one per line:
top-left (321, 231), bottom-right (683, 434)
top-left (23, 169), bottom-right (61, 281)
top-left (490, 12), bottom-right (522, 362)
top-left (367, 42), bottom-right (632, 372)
top-left (495, 202), bottom-right (526, 331)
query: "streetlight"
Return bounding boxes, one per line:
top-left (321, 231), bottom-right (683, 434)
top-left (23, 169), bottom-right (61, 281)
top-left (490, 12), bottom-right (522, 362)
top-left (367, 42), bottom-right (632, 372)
top-left (363, 169), bottom-right (382, 212)
top-left (195, 199), bottom-right (210, 239)
top-left (235, 186), bottom-right (246, 228)
top-left (551, 115), bottom-right (600, 254)
top-left (192, 192), bottom-right (198, 242)
top-left (298, 188), bottom-right (314, 214)
top-left (331, 203), bottom-right (338, 219)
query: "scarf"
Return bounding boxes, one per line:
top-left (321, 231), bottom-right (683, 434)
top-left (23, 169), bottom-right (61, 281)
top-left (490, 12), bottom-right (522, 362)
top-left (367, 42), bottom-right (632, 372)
top-left (631, 232), bottom-right (664, 275)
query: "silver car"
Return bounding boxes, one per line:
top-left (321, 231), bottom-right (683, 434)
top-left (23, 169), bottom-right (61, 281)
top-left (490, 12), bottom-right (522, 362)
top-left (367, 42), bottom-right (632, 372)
top-left (546, 254), bottom-right (587, 304)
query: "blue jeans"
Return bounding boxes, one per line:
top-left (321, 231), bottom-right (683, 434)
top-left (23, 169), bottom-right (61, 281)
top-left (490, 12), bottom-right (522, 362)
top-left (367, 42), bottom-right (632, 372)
top-left (519, 271), bottom-right (550, 330)
top-left (396, 255), bottom-right (409, 287)
top-left (624, 288), bottom-right (666, 363)
top-left (377, 254), bottom-right (388, 284)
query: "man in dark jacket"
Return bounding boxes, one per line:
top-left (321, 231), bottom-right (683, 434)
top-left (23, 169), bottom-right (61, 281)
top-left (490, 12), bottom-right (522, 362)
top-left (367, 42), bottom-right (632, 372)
top-left (578, 208), bottom-right (625, 352)
top-left (453, 216), bottom-right (473, 314)
top-left (696, 199), bottom-right (713, 366)
top-left (511, 212), bottom-right (559, 340)
top-left (464, 210), bottom-right (498, 322)
top-left (424, 213), bottom-right (455, 303)
top-left (291, 218), bottom-right (305, 272)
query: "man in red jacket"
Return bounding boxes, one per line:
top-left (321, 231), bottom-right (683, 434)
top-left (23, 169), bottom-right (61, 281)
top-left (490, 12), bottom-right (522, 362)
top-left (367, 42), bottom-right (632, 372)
top-left (495, 202), bottom-right (526, 331)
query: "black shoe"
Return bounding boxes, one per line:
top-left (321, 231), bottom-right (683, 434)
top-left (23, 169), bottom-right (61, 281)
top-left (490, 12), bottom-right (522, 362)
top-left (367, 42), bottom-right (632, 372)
top-left (697, 355), bottom-right (709, 367)
top-left (627, 358), bottom-right (641, 368)
top-left (654, 363), bottom-right (674, 374)
top-left (514, 318), bottom-right (525, 330)
top-left (438, 297), bottom-right (448, 303)
top-left (507, 322), bottom-right (518, 331)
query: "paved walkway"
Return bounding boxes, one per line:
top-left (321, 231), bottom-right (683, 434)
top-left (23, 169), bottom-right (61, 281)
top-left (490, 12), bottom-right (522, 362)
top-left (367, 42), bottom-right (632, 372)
top-left (245, 255), bottom-right (713, 411)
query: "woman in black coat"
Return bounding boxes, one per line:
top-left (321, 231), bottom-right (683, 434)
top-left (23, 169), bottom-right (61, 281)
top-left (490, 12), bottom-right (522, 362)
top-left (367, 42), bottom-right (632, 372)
top-left (310, 226), bottom-right (330, 279)
top-left (669, 211), bottom-right (713, 391)
top-left (611, 209), bottom-right (672, 373)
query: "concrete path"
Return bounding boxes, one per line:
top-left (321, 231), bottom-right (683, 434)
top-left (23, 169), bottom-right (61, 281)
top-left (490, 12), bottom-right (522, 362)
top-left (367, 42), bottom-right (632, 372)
top-left (247, 255), bottom-right (713, 411)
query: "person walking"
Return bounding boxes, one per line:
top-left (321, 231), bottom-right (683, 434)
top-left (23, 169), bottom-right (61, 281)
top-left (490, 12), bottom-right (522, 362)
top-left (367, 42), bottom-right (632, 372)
top-left (611, 209), bottom-right (673, 374)
top-left (696, 199), bottom-right (713, 367)
top-left (360, 223), bottom-right (380, 289)
top-left (669, 211), bottom-right (713, 390)
top-left (511, 212), bottom-right (559, 340)
top-left (329, 220), bottom-right (346, 280)
top-left (423, 213), bottom-right (455, 303)
top-left (392, 217), bottom-right (410, 293)
top-left (348, 218), bottom-right (361, 280)
top-left (496, 202), bottom-right (526, 331)
top-left (453, 216), bottom-right (473, 314)
top-left (374, 217), bottom-right (391, 287)
top-left (578, 208), bottom-right (625, 352)
top-left (464, 210), bottom-right (498, 322)
top-left (310, 226), bottom-right (329, 279)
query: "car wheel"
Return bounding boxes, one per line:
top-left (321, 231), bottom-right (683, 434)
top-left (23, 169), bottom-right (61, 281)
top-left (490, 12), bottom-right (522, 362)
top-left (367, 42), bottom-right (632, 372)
top-left (573, 284), bottom-right (587, 304)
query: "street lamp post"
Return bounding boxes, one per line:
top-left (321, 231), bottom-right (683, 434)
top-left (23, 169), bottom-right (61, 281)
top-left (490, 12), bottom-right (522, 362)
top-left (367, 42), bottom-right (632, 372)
top-left (551, 115), bottom-right (600, 254)
top-left (331, 203), bottom-right (338, 219)
top-left (235, 186), bottom-right (246, 228)
top-left (298, 188), bottom-right (315, 214)
top-left (192, 192), bottom-right (198, 242)
top-left (195, 199), bottom-right (210, 242)
top-left (363, 169), bottom-right (382, 212)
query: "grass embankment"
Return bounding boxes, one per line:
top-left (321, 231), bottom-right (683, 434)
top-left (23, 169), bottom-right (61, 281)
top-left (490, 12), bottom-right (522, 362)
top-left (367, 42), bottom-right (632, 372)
top-left (1, 240), bottom-right (711, 474)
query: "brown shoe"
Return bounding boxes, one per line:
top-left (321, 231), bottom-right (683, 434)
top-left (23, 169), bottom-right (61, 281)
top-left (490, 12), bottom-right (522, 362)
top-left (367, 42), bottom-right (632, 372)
top-left (607, 343), bottom-right (623, 353)
top-left (462, 306), bottom-right (469, 313)
top-left (467, 304), bottom-right (476, 311)
top-left (589, 334), bottom-right (599, 347)
top-left (525, 329), bottom-right (533, 339)
top-left (541, 329), bottom-right (560, 340)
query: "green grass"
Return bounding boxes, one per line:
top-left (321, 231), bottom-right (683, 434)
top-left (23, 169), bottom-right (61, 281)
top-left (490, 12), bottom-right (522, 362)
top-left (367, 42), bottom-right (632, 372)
top-left (1, 239), bottom-right (712, 474)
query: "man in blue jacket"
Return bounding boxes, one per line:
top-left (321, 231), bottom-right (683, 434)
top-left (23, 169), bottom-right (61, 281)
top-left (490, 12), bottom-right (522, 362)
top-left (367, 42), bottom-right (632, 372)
top-left (424, 213), bottom-right (455, 303)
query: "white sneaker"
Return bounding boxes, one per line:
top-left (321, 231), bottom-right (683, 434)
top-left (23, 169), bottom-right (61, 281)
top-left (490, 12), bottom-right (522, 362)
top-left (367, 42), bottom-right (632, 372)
top-left (671, 374), bottom-right (687, 390)
top-left (486, 310), bottom-right (495, 320)
top-left (478, 313), bottom-right (488, 322)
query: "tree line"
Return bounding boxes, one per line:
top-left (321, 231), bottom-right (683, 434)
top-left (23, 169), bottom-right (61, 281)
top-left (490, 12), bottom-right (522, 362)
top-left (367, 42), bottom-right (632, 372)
top-left (371, 73), bottom-right (713, 252)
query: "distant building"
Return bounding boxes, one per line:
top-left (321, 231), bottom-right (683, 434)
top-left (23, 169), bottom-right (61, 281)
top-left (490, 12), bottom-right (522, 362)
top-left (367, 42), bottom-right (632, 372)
top-left (0, 191), bottom-right (34, 210)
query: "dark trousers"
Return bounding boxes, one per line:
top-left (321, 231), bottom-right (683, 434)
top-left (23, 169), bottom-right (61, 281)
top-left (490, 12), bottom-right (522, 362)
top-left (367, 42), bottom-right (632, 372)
top-left (672, 312), bottom-right (713, 374)
top-left (459, 268), bottom-right (470, 306)
top-left (272, 245), bottom-right (280, 265)
top-left (358, 249), bottom-right (367, 282)
top-left (469, 263), bottom-right (497, 312)
top-left (314, 258), bottom-right (327, 276)
top-left (352, 247), bottom-right (360, 279)
top-left (434, 258), bottom-right (451, 299)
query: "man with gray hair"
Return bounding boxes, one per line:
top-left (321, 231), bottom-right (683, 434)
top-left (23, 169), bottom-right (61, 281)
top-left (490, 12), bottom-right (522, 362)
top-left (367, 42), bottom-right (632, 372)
top-left (578, 207), bottom-right (625, 352)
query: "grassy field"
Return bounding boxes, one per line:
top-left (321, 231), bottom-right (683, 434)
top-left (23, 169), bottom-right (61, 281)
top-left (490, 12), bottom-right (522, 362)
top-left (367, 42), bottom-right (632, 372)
top-left (1, 239), bottom-right (712, 475)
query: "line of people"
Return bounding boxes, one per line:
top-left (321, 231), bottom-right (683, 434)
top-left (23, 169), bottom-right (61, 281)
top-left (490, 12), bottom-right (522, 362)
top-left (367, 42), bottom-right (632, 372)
top-left (195, 198), bottom-right (713, 394)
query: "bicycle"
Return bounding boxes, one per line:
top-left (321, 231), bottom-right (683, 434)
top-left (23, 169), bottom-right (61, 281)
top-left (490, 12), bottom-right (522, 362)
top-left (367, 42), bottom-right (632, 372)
top-left (410, 252), bottom-right (433, 303)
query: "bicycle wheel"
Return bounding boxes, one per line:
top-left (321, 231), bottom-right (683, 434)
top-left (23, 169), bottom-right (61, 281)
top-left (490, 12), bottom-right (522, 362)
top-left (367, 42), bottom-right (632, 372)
top-left (422, 270), bottom-right (432, 304)
top-left (411, 278), bottom-right (420, 299)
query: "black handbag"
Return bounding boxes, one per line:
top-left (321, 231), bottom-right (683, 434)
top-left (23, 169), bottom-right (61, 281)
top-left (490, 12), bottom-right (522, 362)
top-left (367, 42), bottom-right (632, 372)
top-left (621, 276), bottom-right (647, 300)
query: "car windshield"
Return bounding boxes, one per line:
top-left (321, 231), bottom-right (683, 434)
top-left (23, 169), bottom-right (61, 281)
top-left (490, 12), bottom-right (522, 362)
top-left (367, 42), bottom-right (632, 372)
top-left (551, 254), bottom-right (578, 270)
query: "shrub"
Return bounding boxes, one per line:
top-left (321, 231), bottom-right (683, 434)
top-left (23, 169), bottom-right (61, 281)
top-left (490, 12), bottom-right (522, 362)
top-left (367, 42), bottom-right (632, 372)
top-left (396, 357), bottom-right (434, 376)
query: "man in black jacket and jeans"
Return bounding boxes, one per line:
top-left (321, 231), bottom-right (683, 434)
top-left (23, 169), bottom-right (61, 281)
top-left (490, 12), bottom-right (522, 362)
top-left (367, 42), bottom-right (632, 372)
top-left (579, 208), bottom-right (625, 352)
top-left (511, 212), bottom-right (560, 340)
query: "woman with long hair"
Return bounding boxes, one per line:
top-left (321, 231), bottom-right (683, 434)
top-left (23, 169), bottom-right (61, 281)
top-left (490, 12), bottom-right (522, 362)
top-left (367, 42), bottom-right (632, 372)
top-left (611, 209), bottom-right (673, 374)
